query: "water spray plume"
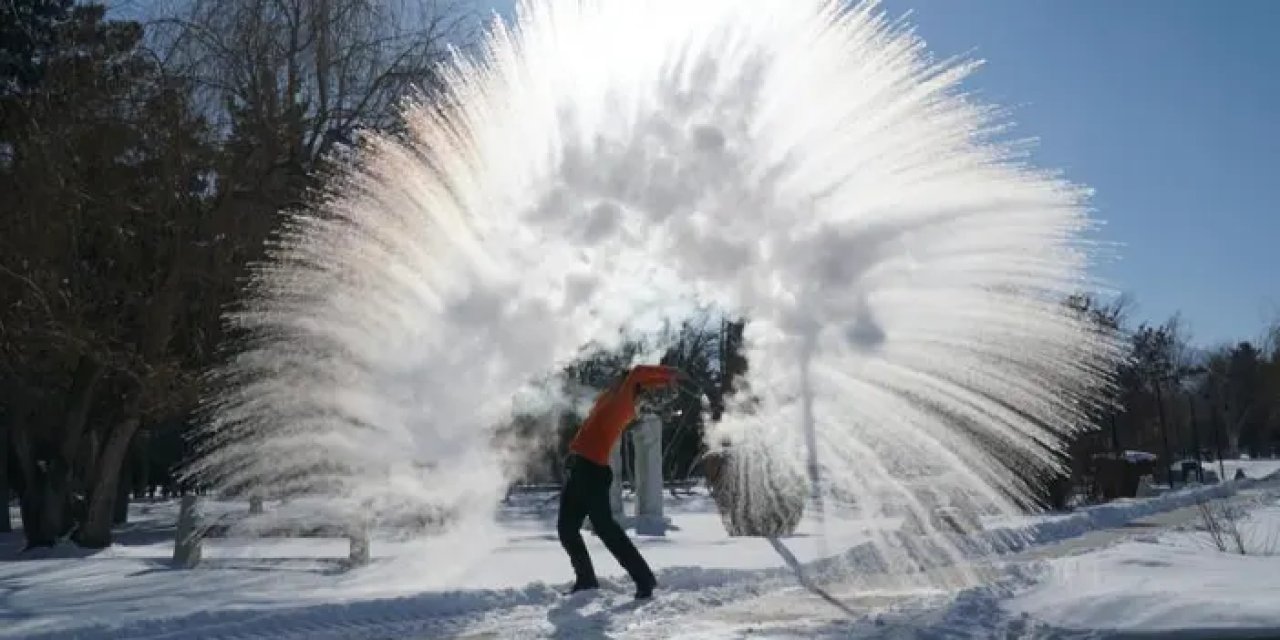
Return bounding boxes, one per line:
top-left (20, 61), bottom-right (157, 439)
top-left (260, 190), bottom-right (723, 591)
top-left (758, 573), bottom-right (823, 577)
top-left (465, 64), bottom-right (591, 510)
top-left (187, 0), bottom-right (1122, 579)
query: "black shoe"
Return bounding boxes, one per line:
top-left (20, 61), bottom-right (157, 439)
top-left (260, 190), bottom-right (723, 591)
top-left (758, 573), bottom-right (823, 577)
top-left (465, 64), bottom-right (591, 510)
top-left (634, 579), bottom-right (656, 600)
top-left (566, 581), bottom-right (599, 595)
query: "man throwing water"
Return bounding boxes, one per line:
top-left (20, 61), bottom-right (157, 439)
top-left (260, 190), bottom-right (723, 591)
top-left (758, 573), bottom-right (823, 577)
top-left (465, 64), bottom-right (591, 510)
top-left (559, 364), bottom-right (677, 599)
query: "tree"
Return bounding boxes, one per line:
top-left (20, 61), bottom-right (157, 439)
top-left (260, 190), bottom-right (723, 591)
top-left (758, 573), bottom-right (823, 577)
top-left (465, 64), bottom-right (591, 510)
top-left (1058, 294), bottom-right (1129, 503)
top-left (0, 0), bottom-right (478, 549)
top-left (1117, 317), bottom-right (1195, 464)
top-left (0, 1), bottom-right (74, 95)
top-left (151, 0), bottom-right (476, 242)
top-left (651, 316), bottom-right (720, 480)
top-left (149, 1), bottom-right (482, 464)
top-left (1221, 342), bottom-right (1272, 457)
top-left (1, 4), bottom-right (216, 547)
top-left (1265, 318), bottom-right (1280, 451)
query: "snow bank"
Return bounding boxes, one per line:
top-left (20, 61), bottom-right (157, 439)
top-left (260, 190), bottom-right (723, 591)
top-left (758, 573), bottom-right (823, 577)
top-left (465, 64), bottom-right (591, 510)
top-left (964, 478), bottom-right (1251, 556)
top-left (789, 478), bottom-right (1256, 584)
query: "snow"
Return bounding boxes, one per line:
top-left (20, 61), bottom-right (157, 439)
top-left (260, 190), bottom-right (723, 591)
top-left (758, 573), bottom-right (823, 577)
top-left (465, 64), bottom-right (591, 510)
top-left (970, 477), bottom-right (1237, 552)
top-left (1207, 458), bottom-right (1280, 481)
top-left (0, 491), bottom-right (885, 638)
top-left (3, 471), bottom-right (1275, 639)
top-left (642, 475), bottom-right (1280, 639)
top-left (1004, 492), bottom-right (1280, 637)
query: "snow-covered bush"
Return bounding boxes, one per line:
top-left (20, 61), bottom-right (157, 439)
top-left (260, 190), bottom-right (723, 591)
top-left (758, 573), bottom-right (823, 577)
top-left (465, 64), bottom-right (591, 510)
top-left (702, 449), bottom-right (806, 537)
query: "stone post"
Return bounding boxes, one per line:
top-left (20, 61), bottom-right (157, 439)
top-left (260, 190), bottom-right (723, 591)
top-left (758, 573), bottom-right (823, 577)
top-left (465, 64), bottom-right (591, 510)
top-left (633, 414), bottom-right (666, 535)
top-left (173, 494), bottom-right (203, 568)
top-left (609, 437), bottom-right (624, 521)
top-left (1136, 474), bottom-right (1157, 498)
top-left (348, 527), bottom-right (371, 567)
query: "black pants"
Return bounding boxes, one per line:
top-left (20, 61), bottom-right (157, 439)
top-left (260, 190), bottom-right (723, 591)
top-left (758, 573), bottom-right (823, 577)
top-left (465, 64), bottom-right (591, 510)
top-left (557, 454), bottom-right (655, 587)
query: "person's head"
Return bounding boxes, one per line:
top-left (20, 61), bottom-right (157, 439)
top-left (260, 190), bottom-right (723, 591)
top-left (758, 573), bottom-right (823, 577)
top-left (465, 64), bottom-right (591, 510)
top-left (635, 383), bottom-right (675, 415)
top-left (604, 370), bottom-right (630, 394)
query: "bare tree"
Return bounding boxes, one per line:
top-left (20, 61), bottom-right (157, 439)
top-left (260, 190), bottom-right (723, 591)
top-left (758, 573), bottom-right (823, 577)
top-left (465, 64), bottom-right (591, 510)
top-left (152, 0), bottom-right (476, 162)
top-left (144, 0), bottom-right (480, 373)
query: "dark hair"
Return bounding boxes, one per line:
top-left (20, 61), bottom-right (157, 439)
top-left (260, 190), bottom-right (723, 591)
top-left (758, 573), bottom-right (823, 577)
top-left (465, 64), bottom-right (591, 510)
top-left (603, 370), bottom-right (628, 393)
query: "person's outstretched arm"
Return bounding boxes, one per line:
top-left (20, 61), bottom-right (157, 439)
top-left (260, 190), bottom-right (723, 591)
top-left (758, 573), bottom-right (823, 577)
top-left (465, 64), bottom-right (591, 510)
top-left (627, 364), bottom-right (679, 389)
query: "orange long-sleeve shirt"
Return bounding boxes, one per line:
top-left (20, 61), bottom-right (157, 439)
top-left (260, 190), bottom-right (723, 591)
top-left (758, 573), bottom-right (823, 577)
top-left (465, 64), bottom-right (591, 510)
top-left (569, 365), bottom-right (677, 466)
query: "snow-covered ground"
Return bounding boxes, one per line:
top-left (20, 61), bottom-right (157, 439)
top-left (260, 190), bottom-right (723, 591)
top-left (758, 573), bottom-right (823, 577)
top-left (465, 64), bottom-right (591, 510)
top-left (1, 490), bottom-right (892, 638)
top-left (634, 470), bottom-right (1280, 639)
top-left (1004, 490), bottom-right (1280, 637)
top-left (3, 459), bottom-right (1279, 639)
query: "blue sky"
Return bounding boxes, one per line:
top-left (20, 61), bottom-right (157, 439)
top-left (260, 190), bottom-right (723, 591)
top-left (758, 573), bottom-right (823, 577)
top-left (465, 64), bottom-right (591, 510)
top-left (876, 0), bottom-right (1279, 347)
top-left (474, 0), bottom-right (1278, 346)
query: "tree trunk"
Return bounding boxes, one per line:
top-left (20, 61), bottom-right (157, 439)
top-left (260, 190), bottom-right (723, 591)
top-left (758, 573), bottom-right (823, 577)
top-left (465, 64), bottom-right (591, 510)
top-left (1, 419), bottom-right (10, 534)
top-left (10, 409), bottom-right (71, 548)
top-left (136, 430), bottom-right (151, 500)
top-left (12, 355), bottom-right (108, 548)
top-left (16, 462), bottom-right (70, 548)
top-left (75, 417), bottom-right (141, 548)
top-left (113, 465), bottom-right (130, 525)
top-left (60, 355), bottom-right (106, 470)
top-left (114, 433), bottom-right (142, 523)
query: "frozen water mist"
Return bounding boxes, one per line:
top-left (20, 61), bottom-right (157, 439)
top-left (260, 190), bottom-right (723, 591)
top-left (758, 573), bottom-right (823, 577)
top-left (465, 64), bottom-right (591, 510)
top-left (189, 0), bottom-right (1120, 580)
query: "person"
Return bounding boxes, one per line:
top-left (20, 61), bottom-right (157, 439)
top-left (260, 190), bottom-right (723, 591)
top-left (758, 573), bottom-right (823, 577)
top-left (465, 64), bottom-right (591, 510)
top-left (558, 364), bottom-right (678, 599)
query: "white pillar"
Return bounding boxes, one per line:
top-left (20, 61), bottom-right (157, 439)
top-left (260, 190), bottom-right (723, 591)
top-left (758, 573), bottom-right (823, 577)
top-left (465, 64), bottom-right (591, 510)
top-left (348, 526), bottom-right (371, 567)
top-left (633, 414), bottom-right (666, 535)
top-left (609, 437), bottom-right (625, 521)
top-left (173, 495), bottom-right (203, 568)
